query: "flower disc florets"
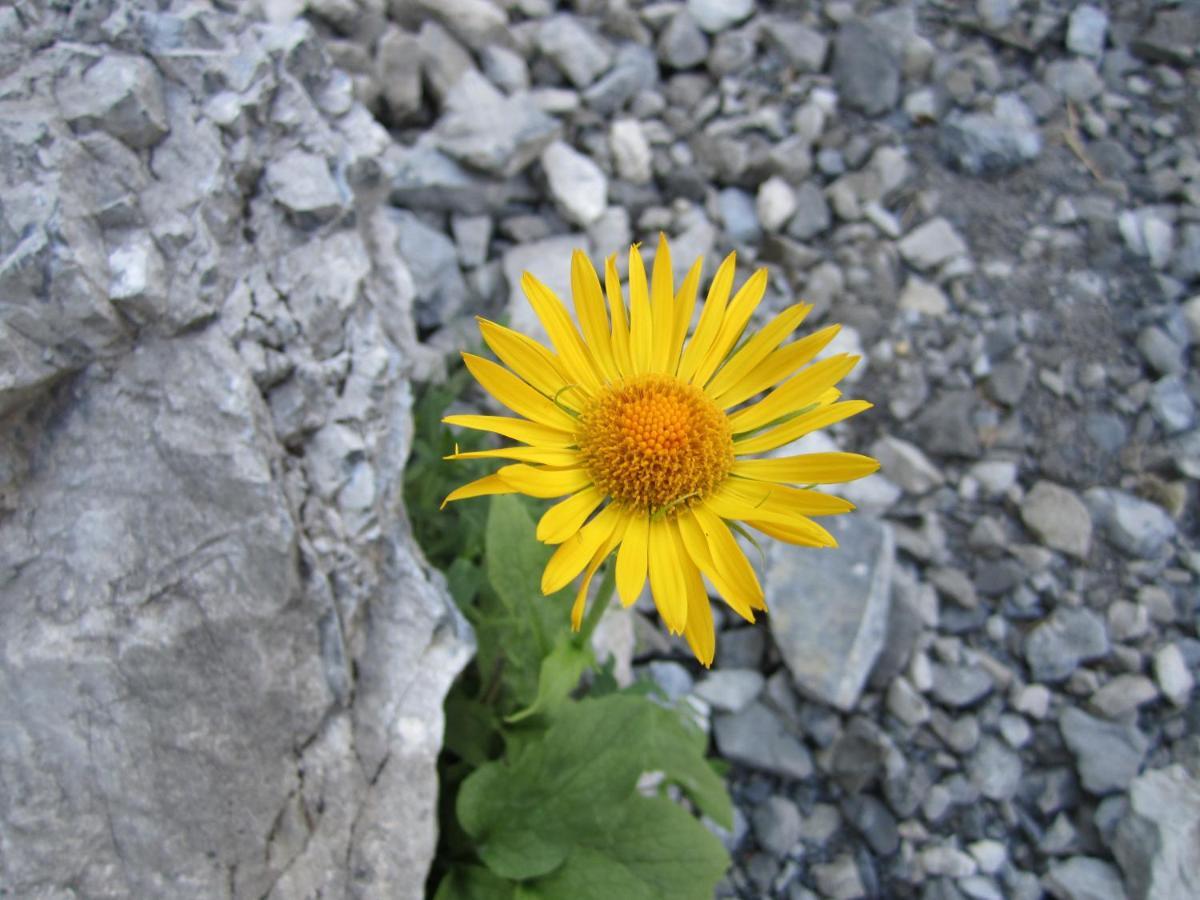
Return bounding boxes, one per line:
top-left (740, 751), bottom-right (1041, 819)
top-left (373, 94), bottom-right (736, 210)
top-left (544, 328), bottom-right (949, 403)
top-left (577, 375), bottom-right (733, 514)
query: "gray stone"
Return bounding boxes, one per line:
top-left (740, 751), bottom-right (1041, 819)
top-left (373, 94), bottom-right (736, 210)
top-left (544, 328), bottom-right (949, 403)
top-left (1172, 223), bottom-right (1200, 282)
top-left (541, 141), bottom-right (608, 226)
top-left (610, 118), bottom-right (653, 184)
top-left (450, 214), bottom-right (492, 268)
top-left (1066, 6), bottom-right (1109, 58)
top-left (812, 854), bottom-right (866, 900)
top-left (1021, 481), bottom-right (1092, 559)
top-left (1060, 707), bottom-right (1148, 795)
top-left (930, 663), bottom-right (995, 708)
top-left (967, 737), bottom-right (1022, 801)
top-left (1113, 765), bottom-right (1200, 900)
top-left (841, 795), bottom-right (899, 856)
top-left (688, 0), bottom-right (755, 33)
top-left (1132, 8), bottom-right (1200, 66)
top-left (899, 277), bottom-right (950, 317)
top-left (389, 139), bottom-right (510, 214)
top-left (658, 12), bottom-right (709, 70)
top-left (870, 435), bottom-right (944, 495)
top-left (1149, 376), bottom-right (1195, 434)
top-left (694, 668), bottom-right (765, 714)
top-left (537, 15), bottom-right (611, 88)
top-left (1137, 325), bottom-right (1186, 376)
top-left (56, 53), bottom-right (169, 149)
top-left (887, 676), bottom-right (931, 726)
top-left (939, 96), bottom-right (1042, 176)
top-left (1153, 644), bottom-right (1194, 707)
top-left (416, 20), bottom-right (476, 101)
top-left (762, 18), bottom-right (829, 72)
top-left (766, 517), bottom-right (894, 711)
top-left (434, 70), bottom-right (561, 177)
top-left (921, 845), bottom-right (979, 878)
top-left (756, 176), bottom-right (797, 233)
top-left (752, 795), bottom-right (803, 858)
top-left (713, 702), bottom-right (814, 779)
top-left (389, 210), bottom-right (468, 331)
top-left (1045, 59), bottom-right (1104, 104)
top-left (718, 187), bottom-right (761, 244)
top-left (584, 44), bottom-right (659, 115)
top-left (480, 44), bottom-right (529, 93)
top-left (377, 26), bottom-right (422, 122)
top-left (898, 217), bottom-right (969, 270)
top-left (266, 149), bottom-right (346, 225)
top-left (1083, 488), bottom-right (1176, 559)
top-left (1090, 675), bottom-right (1158, 719)
top-left (786, 182), bottom-right (832, 241)
top-left (1025, 608), bottom-right (1110, 683)
top-left (912, 391), bottom-right (982, 458)
top-left (1044, 857), bottom-right (1125, 900)
top-left (832, 22), bottom-right (900, 117)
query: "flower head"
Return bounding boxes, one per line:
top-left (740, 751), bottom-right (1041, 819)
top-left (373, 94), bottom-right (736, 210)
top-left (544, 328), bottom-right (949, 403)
top-left (444, 235), bottom-right (879, 666)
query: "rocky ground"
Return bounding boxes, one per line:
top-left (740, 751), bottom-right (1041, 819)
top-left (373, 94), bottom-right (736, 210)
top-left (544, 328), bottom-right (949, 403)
top-left (2, 0), bottom-right (1197, 898)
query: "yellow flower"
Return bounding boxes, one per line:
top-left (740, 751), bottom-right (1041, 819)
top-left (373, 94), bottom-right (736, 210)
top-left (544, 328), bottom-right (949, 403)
top-left (443, 234), bottom-right (879, 666)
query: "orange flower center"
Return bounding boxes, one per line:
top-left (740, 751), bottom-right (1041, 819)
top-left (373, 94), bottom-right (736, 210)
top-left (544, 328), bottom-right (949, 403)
top-left (577, 376), bottom-right (733, 513)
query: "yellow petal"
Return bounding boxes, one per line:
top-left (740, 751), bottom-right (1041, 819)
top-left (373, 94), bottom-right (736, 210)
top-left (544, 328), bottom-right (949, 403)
top-left (605, 253), bottom-right (634, 376)
top-left (462, 353), bottom-right (577, 430)
top-left (727, 354), bottom-right (860, 434)
top-left (616, 510), bottom-right (649, 606)
top-left (689, 267), bottom-right (768, 389)
top-left (570, 515), bottom-right (628, 629)
top-left (571, 251), bottom-right (619, 383)
top-left (732, 400), bottom-right (871, 455)
top-left (536, 485), bottom-right (606, 544)
top-left (443, 414), bottom-right (576, 448)
top-left (497, 463), bottom-right (593, 498)
top-left (447, 446), bottom-right (580, 466)
top-left (716, 324), bottom-right (843, 410)
top-left (731, 452), bottom-right (881, 484)
top-left (746, 516), bottom-right (838, 548)
top-left (690, 504), bottom-right (766, 610)
top-left (680, 554), bottom-right (715, 667)
top-left (521, 272), bottom-right (602, 393)
top-left (628, 243), bottom-right (652, 375)
top-left (478, 319), bottom-right (572, 404)
top-left (677, 251), bottom-right (736, 383)
top-left (440, 472), bottom-right (513, 509)
top-left (675, 508), bottom-right (758, 622)
top-left (649, 233), bottom-right (674, 373)
top-left (541, 503), bottom-right (622, 594)
top-left (705, 303), bottom-right (812, 401)
top-left (647, 515), bottom-right (687, 634)
top-left (668, 256), bottom-right (703, 377)
top-left (707, 478), bottom-right (856, 520)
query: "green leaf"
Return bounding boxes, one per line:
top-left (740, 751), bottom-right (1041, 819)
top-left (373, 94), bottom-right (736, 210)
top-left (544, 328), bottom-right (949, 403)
top-left (456, 694), bottom-right (732, 881)
top-left (506, 634), bottom-right (592, 723)
top-left (475, 495), bottom-right (573, 710)
top-left (443, 685), bottom-right (501, 768)
top-left (522, 796), bottom-right (729, 900)
top-left (433, 865), bottom-right (515, 900)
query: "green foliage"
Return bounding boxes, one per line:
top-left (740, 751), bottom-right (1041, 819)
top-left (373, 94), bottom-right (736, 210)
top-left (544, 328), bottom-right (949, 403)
top-left (408, 371), bottom-right (732, 900)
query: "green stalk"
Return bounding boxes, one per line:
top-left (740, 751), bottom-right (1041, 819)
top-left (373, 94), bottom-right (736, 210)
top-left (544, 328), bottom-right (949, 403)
top-left (576, 561), bottom-right (617, 649)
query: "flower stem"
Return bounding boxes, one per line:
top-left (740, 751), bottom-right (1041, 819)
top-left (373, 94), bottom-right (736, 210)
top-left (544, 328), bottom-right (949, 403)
top-left (576, 560), bottom-right (616, 649)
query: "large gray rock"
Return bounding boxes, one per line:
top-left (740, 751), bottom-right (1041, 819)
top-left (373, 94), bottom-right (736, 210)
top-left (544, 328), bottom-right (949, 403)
top-left (766, 516), bottom-right (894, 711)
top-left (1113, 765), bottom-right (1200, 900)
top-left (0, 7), bottom-right (472, 898)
